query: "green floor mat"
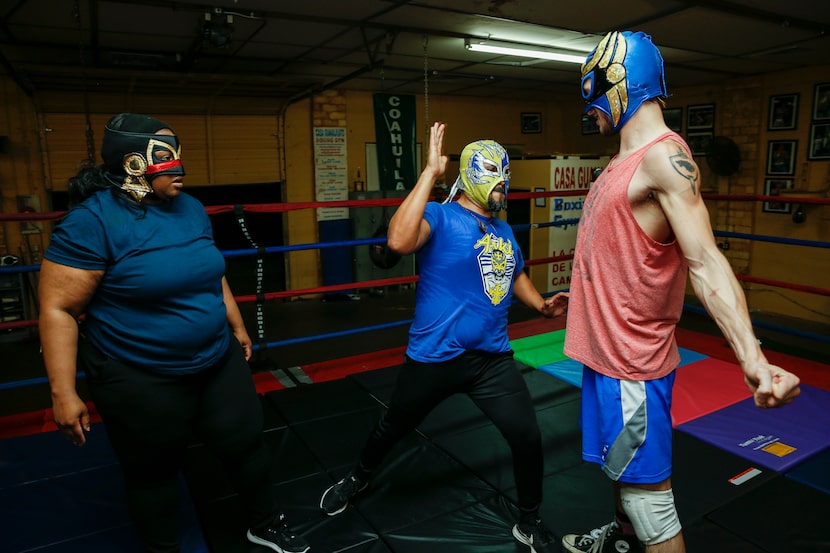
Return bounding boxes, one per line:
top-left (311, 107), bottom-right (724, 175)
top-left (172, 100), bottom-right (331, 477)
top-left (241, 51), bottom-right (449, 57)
top-left (510, 329), bottom-right (568, 368)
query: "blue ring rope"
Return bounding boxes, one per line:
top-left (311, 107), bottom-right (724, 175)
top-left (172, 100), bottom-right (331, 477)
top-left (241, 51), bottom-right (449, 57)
top-left (714, 230), bottom-right (830, 249)
top-left (2, 217), bottom-right (828, 392)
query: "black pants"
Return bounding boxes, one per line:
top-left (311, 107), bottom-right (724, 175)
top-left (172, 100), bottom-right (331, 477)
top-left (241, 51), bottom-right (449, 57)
top-left (80, 338), bottom-right (275, 553)
top-left (357, 350), bottom-right (544, 513)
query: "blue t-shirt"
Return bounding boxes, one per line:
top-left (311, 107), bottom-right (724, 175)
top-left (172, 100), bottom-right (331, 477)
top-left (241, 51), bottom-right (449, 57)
top-left (407, 201), bottom-right (525, 362)
top-left (44, 190), bottom-right (230, 374)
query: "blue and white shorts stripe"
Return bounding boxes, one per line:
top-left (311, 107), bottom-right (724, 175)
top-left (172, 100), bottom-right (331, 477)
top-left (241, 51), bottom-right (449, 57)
top-left (580, 366), bottom-right (675, 484)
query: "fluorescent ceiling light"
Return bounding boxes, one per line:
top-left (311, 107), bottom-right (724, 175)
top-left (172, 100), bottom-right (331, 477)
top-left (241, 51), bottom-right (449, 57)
top-left (465, 39), bottom-right (585, 64)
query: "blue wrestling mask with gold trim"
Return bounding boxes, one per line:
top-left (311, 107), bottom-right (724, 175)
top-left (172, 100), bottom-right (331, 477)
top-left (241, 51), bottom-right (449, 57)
top-left (581, 31), bottom-right (667, 132)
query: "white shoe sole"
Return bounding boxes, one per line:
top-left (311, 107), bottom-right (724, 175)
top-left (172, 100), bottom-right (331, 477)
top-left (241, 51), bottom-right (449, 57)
top-left (512, 524), bottom-right (538, 553)
top-left (319, 482), bottom-right (349, 516)
top-left (246, 529), bottom-right (310, 553)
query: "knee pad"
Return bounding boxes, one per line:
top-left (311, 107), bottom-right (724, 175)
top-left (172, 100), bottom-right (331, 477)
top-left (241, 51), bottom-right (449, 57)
top-left (620, 487), bottom-right (682, 545)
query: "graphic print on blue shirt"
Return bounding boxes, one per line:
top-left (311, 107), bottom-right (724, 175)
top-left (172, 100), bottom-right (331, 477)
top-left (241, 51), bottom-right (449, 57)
top-left (474, 232), bottom-right (516, 306)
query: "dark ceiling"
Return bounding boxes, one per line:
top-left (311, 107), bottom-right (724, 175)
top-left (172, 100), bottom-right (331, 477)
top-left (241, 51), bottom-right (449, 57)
top-left (1, 0), bottom-right (828, 110)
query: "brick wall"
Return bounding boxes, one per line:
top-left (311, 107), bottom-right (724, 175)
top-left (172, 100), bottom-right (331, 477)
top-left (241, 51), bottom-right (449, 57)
top-left (313, 90), bottom-right (346, 128)
top-left (712, 81), bottom-right (764, 277)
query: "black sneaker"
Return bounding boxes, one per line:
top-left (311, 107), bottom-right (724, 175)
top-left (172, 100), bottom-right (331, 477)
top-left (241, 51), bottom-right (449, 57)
top-left (319, 473), bottom-right (367, 516)
top-left (561, 522), bottom-right (643, 553)
top-left (246, 513), bottom-right (310, 553)
top-left (512, 518), bottom-right (557, 552)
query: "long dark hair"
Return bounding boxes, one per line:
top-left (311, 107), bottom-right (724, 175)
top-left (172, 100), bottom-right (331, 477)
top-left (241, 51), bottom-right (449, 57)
top-left (66, 160), bottom-right (113, 207)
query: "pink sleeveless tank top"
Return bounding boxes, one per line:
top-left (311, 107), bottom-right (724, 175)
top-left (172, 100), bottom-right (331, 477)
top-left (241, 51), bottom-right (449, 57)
top-left (564, 131), bottom-right (689, 380)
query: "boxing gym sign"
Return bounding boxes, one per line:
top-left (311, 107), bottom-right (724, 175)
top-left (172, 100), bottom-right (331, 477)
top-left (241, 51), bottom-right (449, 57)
top-left (547, 157), bottom-right (608, 288)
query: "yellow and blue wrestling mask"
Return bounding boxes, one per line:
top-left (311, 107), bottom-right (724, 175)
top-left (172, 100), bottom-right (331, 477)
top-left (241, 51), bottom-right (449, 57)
top-left (101, 113), bottom-right (185, 201)
top-left (581, 31), bottom-right (667, 132)
top-left (444, 140), bottom-right (510, 212)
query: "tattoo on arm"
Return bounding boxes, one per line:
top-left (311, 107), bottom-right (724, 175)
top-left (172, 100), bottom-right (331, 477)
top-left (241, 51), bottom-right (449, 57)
top-left (669, 147), bottom-right (699, 195)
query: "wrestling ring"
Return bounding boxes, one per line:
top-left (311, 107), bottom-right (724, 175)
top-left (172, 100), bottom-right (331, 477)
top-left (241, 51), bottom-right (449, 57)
top-left (1, 189), bottom-right (829, 553)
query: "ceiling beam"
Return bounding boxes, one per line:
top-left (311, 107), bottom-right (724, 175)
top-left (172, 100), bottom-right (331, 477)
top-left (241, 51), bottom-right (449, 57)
top-left (680, 0), bottom-right (828, 35)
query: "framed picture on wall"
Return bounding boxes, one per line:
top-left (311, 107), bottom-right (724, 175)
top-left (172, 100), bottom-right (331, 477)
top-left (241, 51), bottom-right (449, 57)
top-left (813, 83), bottom-right (830, 120)
top-left (809, 122), bottom-right (830, 159)
top-left (521, 112), bottom-right (542, 134)
top-left (580, 114), bottom-right (599, 135)
top-left (768, 93), bottom-right (798, 130)
top-left (762, 178), bottom-right (793, 213)
top-left (766, 140), bottom-right (797, 175)
top-left (687, 132), bottom-right (713, 156)
top-left (663, 108), bottom-right (682, 132)
top-left (687, 104), bottom-right (714, 130)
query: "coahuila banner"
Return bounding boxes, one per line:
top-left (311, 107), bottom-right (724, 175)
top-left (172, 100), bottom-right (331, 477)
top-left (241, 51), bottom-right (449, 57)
top-left (373, 93), bottom-right (418, 191)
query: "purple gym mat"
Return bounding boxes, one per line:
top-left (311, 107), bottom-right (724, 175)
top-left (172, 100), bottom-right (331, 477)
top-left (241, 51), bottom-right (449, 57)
top-left (677, 384), bottom-right (830, 472)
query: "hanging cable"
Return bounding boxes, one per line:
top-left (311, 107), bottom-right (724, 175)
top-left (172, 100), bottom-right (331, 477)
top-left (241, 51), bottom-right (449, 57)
top-left (423, 35), bottom-right (430, 137)
top-left (73, 0), bottom-right (95, 164)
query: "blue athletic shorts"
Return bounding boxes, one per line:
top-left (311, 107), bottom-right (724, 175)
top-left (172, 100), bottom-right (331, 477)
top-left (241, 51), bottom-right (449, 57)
top-left (580, 366), bottom-right (675, 484)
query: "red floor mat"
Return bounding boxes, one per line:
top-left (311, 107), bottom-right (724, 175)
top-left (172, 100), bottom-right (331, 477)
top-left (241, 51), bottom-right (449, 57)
top-left (672, 357), bottom-right (752, 426)
top-left (675, 327), bottom-right (830, 392)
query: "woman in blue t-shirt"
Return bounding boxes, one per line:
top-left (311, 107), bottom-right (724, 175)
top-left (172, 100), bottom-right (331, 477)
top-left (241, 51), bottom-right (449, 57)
top-left (38, 113), bottom-right (309, 553)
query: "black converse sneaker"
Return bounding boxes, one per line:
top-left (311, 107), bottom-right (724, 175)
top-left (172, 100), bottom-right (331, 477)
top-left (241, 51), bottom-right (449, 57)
top-left (246, 513), bottom-right (310, 553)
top-left (512, 518), bottom-right (557, 552)
top-left (319, 473), bottom-right (367, 516)
top-left (561, 522), bottom-right (644, 553)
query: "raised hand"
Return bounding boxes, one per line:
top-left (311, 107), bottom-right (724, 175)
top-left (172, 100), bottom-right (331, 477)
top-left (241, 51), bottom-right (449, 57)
top-left (425, 121), bottom-right (448, 180)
